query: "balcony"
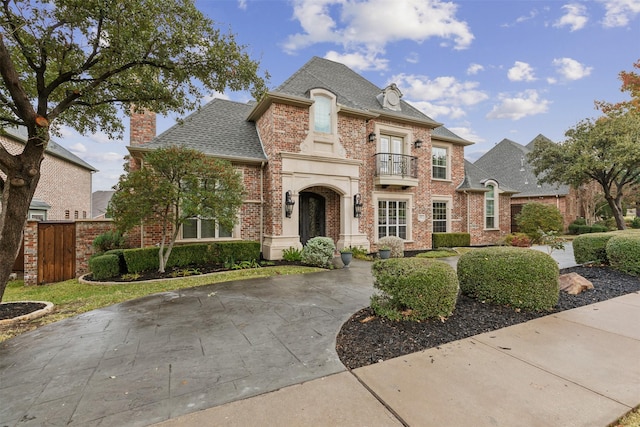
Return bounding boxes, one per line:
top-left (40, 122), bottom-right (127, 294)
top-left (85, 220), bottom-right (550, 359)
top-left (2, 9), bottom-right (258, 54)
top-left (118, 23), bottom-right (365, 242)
top-left (373, 153), bottom-right (419, 188)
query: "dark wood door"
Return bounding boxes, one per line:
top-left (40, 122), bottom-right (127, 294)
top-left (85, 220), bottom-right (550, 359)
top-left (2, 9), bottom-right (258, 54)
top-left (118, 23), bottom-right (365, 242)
top-left (299, 192), bottom-right (326, 245)
top-left (511, 204), bottom-right (523, 233)
top-left (38, 222), bottom-right (76, 284)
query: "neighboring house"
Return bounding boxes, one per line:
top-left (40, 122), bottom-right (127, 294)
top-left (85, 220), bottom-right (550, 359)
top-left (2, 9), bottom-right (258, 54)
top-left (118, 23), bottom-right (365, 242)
top-left (1, 126), bottom-right (96, 221)
top-left (92, 190), bottom-right (115, 219)
top-left (473, 135), bottom-right (581, 231)
top-left (128, 57), bottom-right (511, 258)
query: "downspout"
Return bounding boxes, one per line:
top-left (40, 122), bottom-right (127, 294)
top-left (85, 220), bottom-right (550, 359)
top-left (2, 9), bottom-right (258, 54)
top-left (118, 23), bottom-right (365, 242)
top-left (464, 191), bottom-right (470, 233)
top-left (260, 161), bottom-right (265, 256)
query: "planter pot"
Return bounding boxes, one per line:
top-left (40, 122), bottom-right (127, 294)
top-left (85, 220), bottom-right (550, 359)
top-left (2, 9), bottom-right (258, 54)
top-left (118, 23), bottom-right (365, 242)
top-left (379, 249), bottom-right (391, 259)
top-left (340, 252), bottom-right (353, 268)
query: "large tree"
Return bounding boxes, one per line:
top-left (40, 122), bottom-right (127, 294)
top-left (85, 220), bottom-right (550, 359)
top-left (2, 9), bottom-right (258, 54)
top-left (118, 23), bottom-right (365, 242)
top-left (528, 111), bottom-right (640, 230)
top-left (108, 146), bottom-right (244, 273)
top-left (0, 0), bottom-right (266, 300)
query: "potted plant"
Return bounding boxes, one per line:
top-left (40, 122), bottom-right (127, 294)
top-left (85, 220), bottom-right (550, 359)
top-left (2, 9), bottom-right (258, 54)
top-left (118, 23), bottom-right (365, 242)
top-left (378, 246), bottom-right (391, 259)
top-left (340, 248), bottom-right (353, 268)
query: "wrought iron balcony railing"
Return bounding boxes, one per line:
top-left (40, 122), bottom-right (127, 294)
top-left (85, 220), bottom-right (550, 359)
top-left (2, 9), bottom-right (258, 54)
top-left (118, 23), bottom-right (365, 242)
top-left (374, 153), bottom-right (418, 178)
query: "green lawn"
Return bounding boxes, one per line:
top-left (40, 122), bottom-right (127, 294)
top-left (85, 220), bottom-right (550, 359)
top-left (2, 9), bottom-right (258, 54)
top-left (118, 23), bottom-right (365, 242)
top-left (1, 265), bottom-right (321, 342)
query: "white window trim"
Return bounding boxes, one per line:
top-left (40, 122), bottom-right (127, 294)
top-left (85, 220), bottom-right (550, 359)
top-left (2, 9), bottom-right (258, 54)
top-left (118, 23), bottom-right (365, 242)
top-left (372, 192), bottom-right (413, 243)
top-left (431, 143), bottom-right (452, 181)
top-left (484, 180), bottom-right (499, 230)
top-left (432, 195), bottom-right (452, 233)
top-left (374, 123), bottom-right (413, 155)
top-left (309, 89), bottom-right (338, 141)
top-left (178, 216), bottom-right (241, 242)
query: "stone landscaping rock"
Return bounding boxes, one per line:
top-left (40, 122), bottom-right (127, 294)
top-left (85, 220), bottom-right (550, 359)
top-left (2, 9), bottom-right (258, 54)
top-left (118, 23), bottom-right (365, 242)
top-left (559, 272), bottom-right (594, 295)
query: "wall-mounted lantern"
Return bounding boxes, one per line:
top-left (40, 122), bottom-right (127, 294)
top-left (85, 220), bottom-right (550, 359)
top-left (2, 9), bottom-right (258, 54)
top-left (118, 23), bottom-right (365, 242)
top-left (285, 191), bottom-right (295, 218)
top-left (368, 132), bottom-right (376, 143)
top-left (354, 193), bottom-right (363, 218)
top-left (414, 139), bottom-right (423, 148)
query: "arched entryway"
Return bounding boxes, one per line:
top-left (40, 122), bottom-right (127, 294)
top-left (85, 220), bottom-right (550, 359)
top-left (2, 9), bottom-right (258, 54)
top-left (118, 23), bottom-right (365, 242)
top-left (299, 191), bottom-right (326, 245)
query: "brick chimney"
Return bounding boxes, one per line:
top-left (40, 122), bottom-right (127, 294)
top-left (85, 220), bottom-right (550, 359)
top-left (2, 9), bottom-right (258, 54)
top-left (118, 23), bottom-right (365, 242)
top-left (129, 107), bottom-right (156, 170)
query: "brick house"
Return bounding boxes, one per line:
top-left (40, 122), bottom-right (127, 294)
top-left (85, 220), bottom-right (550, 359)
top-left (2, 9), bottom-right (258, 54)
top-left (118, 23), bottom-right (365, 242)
top-left (1, 126), bottom-right (96, 221)
top-left (128, 57), bottom-right (512, 258)
top-left (474, 135), bottom-right (585, 231)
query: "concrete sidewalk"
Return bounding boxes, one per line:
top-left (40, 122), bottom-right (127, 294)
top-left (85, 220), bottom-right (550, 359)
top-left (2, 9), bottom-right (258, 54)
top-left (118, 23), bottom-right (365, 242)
top-left (156, 291), bottom-right (640, 427)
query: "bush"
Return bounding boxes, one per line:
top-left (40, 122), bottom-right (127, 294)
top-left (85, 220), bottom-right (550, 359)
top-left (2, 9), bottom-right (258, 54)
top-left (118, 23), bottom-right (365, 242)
top-left (631, 217), bottom-right (640, 229)
top-left (606, 234), bottom-right (640, 276)
top-left (282, 247), bottom-right (302, 262)
top-left (432, 232), bottom-right (470, 249)
top-left (457, 247), bottom-right (559, 311)
top-left (504, 233), bottom-right (532, 247)
top-left (572, 232), bottom-right (614, 264)
top-left (301, 237), bottom-right (335, 268)
top-left (371, 258), bottom-right (459, 321)
top-left (515, 202), bottom-right (564, 243)
top-left (92, 230), bottom-right (126, 254)
top-left (104, 249), bottom-right (127, 274)
top-left (378, 236), bottom-right (404, 258)
top-left (89, 254), bottom-right (121, 280)
top-left (568, 218), bottom-right (586, 235)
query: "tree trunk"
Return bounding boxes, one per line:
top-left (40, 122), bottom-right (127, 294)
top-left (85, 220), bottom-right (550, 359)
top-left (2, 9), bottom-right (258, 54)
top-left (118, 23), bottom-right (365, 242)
top-left (607, 195), bottom-right (627, 230)
top-left (0, 132), bottom-right (45, 301)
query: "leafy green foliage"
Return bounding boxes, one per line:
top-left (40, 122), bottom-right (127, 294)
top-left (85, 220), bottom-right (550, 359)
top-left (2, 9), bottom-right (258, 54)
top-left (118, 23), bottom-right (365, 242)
top-left (432, 232), bottom-right (470, 248)
top-left (538, 230), bottom-right (566, 254)
top-left (457, 247), bottom-right (559, 311)
top-left (108, 147), bottom-right (245, 272)
top-left (371, 258), bottom-right (459, 321)
top-left (504, 233), bottom-right (532, 247)
top-left (515, 202), bottom-right (564, 243)
top-left (416, 249), bottom-right (458, 258)
top-left (378, 236), bottom-right (404, 258)
top-left (631, 217), bottom-right (640, 229)
top-left (282, 247), bottom-right (303, 262)
top-left (301, 237), bottom-right (336, 268)
top-left (88, 254), bottom-right (121, 280)
top-left (92, 231), bottom-right (127, 254)
top-left (572, 233), bottom-right (614, 264)
top-left (606, 233), bottom-right (640, 276)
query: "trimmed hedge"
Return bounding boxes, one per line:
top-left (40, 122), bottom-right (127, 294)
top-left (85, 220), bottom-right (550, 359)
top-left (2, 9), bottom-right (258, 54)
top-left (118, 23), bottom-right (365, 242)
top-left (371, 258), bottom-right (459, 321)
top-left (457, 247), bottom-right (559, 311)
top-left (123, 241), bottom-right (261, 273)
top-left (432, 232), bottom-right (470, 249)
top-left (89, 254), bottom-right (121, 280)
top-left (606, 234), bottom-right (640, 276)
top-left (572, 233), bottom-right (614, 264)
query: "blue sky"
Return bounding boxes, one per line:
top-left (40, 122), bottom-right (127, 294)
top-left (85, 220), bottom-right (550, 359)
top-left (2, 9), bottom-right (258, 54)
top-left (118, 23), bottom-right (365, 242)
top-left (61, 0), bottom-right (640, 191)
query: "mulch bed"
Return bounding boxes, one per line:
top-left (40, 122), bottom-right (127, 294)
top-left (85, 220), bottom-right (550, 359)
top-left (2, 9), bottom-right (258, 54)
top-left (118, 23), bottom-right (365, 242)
top-left (336, 265), bottom-right (640, 370)
top-left (0, 302), bottom-right (48, 321)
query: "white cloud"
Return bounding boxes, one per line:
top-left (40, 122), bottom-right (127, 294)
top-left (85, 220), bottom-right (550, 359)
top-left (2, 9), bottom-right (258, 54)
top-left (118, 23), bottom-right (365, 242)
top-left (501, 8), bottom-right (539, 27)
top-left (487, 90), bottom-right (551, 120)
top-left (324, 51), bottom-right (389, 72)
top-left (283, 0), bottom-right (474, 60)
top-left (447, 126), bottom-right (485, 143)
top-left (238, 0), bottom-right (247, 10)
top-left (554, 3), bottom-right (589, 31)
top-left (552, 57), bottom-right (593, 80)
top-left (507, 61), bottom-right (536, 82)
top-left (598, 0), bottom-right (640, 27)
top-left (467, 63), bottom-right (484, 75)
top-left (405, 52), bottom-right (419, 64)
top-left (68, 143), bottom-right (87, 154)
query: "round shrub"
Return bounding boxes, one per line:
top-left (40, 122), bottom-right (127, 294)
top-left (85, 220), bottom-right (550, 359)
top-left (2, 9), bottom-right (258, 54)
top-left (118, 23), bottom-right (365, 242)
top-left (572, 232), bottom-right (614, 264)
top-left (457, 247), bottom-right (559, 311)
top-left (89, 254), bottom-right (121, 280)
top-left (301, 236), bottom-right (336, 268)
top-left (515, 202), bottom-right (563, 243)
top-left (606, 234), bottom-right (640, 276)
top-left (92, 230), bottom-right (126, 254)
top-left (377, 235), bottom-right (404, 258)
top-left (371, 258), bottom-right (459, 321)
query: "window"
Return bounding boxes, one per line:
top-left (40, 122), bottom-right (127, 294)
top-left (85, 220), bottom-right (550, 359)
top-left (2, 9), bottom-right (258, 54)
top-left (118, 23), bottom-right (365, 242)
top-left (378, 200), bottom-right (407, 239)
top-left (64, 210), bottom-right (70, 219)
top-left (313, 96), bottom-right (331, 133)
top-left (182, 217), bottom-right (232, 240)
top-left (432, 201), bottom-right (448, 233)
top-left (74, 210), bottom-right (78, 219)
top-left (485, 184), bottom-right (496, 229)
top-left (83, 211), bottom-right (87, 219)
top-left (380, 135), bottom-right (405, 175)
top-left (432, 146), bottom-right (448, 180)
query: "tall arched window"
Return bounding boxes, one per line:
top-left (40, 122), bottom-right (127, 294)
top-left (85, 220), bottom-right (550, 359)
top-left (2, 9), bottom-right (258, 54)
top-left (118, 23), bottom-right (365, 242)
top-left (485, 183), bottom-right (496, 229)
top-left (313, 96), bottom-right (331, 133)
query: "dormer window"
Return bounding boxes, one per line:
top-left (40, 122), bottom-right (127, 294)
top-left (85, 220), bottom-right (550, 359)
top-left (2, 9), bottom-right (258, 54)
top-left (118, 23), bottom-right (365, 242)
top-left (377, 84), bottom-right (403, 112)
top-left (314, 95), bottom-right (331, 133)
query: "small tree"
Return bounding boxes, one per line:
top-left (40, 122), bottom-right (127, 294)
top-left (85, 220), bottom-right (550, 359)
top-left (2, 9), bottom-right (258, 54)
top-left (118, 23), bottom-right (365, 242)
top-left (108, 146), bottom-right (244, 273)
top-left (515, 202), bottom-right (563, 244)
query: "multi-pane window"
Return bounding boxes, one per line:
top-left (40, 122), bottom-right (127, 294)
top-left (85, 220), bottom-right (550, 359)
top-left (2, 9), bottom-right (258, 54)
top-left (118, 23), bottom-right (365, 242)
top-left (432, 147), bottom-right (448, 179)
top-left (380, 135), bottom-right (404, 175)
top-left (432, 201), bottom-right (448, 233)
top-left (485, 184), bottom-right (496, 229)
top-left (378, 200), bottom-right (407, 239)
top-left (182, 218), bottom-right (232, 240)
top-left (314, 96), bottom-right (331, 133)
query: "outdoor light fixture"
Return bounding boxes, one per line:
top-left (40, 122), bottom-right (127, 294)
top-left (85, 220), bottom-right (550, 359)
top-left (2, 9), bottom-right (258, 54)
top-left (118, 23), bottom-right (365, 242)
top-left (368, 132), bottom-right (376, 143)
top-left (414, 139), bottom-right (423, 148)
top-left (353, 193), bottom-right (363, 218)
top-left (284, 190), bottom-right (295, 218)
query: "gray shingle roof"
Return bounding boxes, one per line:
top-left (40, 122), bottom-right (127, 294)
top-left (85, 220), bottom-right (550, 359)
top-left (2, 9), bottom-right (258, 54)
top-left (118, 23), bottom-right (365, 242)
top-left (275, 57), bottom-right (441, 125)
top-left (458, 159), bottom-right (518, 193)
top-left (133, 99), bottom-right (266, 162)
top-left (2, 126), bottom-right (97, 171)
top-left (92, 190), bottom-right (115, 218)
top-left (474, 137), bottom-right (570, 197)
top-left (432, 126), bottom-right (474, 146)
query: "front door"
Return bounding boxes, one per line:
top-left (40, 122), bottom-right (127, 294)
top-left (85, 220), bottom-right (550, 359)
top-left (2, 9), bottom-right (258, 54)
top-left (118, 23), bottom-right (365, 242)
top-left (299, 192), bottom-right (326, 245)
